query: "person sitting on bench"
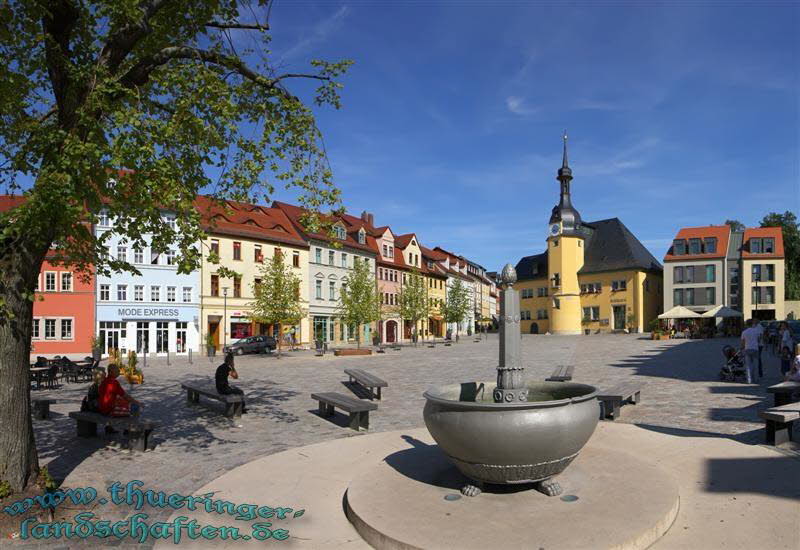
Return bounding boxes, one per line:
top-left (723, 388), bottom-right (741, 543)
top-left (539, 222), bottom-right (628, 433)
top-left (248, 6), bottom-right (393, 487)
top-left (216, 353), bottom-right (247, 413)
top-left (99, 365), bottom-right (141, 418)
top-left (81, 369), bottom-right (106, 413)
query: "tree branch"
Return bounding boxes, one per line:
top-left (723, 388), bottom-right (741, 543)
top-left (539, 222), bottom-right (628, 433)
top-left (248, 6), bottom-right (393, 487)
top-left (98, 0), bottom-right (175, 75)
top-left (269, 73), bottom-right (330, 85)
top-left (206, 21), bottom-right (270, 31)
top-left (120, 46), bottom-right (300, 99)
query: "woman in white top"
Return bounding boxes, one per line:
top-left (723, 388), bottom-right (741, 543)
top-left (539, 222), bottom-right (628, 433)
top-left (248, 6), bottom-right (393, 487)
top-left (785, 343), bottom-right (800, 382)
top-left (780, 323), bottom-right (795, 354)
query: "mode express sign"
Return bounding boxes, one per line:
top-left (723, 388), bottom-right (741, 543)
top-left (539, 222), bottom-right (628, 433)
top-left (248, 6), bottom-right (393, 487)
top-left (117, 307), bottom-right (180, 319)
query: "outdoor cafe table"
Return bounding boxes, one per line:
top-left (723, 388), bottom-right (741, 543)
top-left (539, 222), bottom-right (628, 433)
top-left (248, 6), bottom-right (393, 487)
top-left (766, 381), bottom-right (800, 407)
top-left (29, 367), bottom-right (49, 391)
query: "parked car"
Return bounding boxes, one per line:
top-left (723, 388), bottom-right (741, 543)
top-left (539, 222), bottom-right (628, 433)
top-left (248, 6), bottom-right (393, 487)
top-left (224, 335), bottom-right (277, 355)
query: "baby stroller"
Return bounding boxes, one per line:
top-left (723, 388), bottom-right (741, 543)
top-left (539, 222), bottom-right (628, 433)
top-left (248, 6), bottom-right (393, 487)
top-left (719, 345), bottom-right (747, 382)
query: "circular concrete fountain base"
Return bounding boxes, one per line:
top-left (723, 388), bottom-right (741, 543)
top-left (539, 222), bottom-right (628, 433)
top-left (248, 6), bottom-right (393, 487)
top-left (345, 434), bottom-right (679, 550)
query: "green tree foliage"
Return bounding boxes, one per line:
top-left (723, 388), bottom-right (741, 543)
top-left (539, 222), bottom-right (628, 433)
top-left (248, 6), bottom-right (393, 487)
top-left (441, 278), bottom-right (470, 341)
top-left (249, 253), bottom-right (304, 358)
top-left (336, 258), bottom-right (380, 348)
top-left (724, 219), bottom-right (745, 232)
top-left (397, 269), bottom-right (428, 345)
top-left (0, 1), bottom-right (351, 490)
top-left (761, 211), bottom-right (800, 300)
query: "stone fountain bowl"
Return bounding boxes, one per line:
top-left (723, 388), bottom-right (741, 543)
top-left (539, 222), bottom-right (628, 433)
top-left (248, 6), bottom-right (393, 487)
top-left (423, 381), bottom-right (599, 485)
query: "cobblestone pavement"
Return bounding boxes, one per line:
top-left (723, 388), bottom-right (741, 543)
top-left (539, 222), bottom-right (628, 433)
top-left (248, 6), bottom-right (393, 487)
top-left (16, 334), bottom-right (792, 546)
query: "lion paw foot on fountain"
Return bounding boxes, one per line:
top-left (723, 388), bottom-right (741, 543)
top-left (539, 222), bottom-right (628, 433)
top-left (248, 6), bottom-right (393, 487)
top-left (461, 482), bottom-right (483, 497)
top-left (536, 478), bottom-right (562, 497)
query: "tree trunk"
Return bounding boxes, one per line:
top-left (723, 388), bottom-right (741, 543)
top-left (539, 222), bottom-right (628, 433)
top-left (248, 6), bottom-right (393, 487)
top-left (276, 322), bottom-right (282, 359)
top-left (0, 237), bottom-right (47, 491)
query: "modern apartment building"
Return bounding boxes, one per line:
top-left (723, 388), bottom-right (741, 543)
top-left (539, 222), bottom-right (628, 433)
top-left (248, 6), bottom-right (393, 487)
top-left (664, 225), bottom-right (785, 320)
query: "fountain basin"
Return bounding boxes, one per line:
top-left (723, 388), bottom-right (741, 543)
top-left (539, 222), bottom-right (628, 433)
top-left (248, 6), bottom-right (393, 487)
top-left (423, 381), bottom-right (599, 484)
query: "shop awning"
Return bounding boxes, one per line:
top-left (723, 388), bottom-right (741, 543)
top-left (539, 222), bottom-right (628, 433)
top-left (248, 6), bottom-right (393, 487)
top-left (658, 306), bottom-right (702, 319)
top-left (701, 305), bottom-right (743, 318)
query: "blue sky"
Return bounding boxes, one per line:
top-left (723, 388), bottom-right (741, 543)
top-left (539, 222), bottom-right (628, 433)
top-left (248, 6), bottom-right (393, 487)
top-left (264, 1), bottom-right (799, 271)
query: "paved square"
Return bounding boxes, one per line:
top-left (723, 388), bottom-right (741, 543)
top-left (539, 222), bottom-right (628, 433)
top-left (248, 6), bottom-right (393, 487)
top-left (31, 334), bottom-right (789, 533)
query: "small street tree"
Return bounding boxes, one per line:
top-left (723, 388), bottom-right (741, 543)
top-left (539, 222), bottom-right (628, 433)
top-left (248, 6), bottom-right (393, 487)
top-left (442, 278), bottom-right (470, 342)
top-left (336, 258), bottom-right (381, 348)
top-left (249, 253), bottom-right (305, 358)
top-left (397, 269), bottom-right (429, 346)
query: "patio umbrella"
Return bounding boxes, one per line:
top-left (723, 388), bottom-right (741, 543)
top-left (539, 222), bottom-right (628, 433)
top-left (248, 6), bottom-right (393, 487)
top-left (658, 306), bottom-right (702, 319)
top-left (701, 305), bottom-right (743, 318)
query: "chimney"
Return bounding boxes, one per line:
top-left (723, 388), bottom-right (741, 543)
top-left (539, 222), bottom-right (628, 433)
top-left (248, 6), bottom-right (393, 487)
top-left (361, 211), bottom-right (374, 226)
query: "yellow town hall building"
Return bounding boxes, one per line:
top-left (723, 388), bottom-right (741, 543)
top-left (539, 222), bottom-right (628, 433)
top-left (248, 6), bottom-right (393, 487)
top-left (515, 136), bottom-right (663, 335)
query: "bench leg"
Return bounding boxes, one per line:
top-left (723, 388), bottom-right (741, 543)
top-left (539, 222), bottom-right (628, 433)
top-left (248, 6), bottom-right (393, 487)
top-left (630, 391), bottom-right (640, 405)
top-left (319, 401), bottom-right (334, 417)
top-left (360, 411), bottom-right (369, 430)
top-left (348, 412), bottom-right (362, 431)
top-left (77, 419), bottom-right (97, 438)
top-left (33, 402), bottom-right (49, 420)
top-left (128, 429), bottom-right (146, 452)
top-left (376, 387), bottom-right (382, 400)
top-left (765, 419), bottom-right (794, 446)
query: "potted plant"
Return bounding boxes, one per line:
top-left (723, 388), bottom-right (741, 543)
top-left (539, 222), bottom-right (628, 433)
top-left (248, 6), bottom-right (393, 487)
top-left (123, 351), bottom-right (143, 384)
top-left (206, 332), bottom-right (216, 357)
top-left (581, 315), bottom-right (591, 335)
top-left (626, 313), bottom-right (637, 334)
top-left (89, 335), bottom-right (103, 361)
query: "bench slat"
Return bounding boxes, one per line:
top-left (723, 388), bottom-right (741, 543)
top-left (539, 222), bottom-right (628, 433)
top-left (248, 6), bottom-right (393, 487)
top-left (311, 392), bottom-right (378, 412)
top-left (344, 369), bottom-right (388, 388)
top-left (181, 382), bottom-right (244, 402)
top-left (597, 385), bottom-right (641, 399)
top-left (759, 410), bottom-right (800, 422)
top-left (68, 411), bottom-right (157, 429)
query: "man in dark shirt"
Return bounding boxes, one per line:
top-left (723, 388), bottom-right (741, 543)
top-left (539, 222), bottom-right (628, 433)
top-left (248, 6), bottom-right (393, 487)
top-left (215, 353), bottom-right (247, 413)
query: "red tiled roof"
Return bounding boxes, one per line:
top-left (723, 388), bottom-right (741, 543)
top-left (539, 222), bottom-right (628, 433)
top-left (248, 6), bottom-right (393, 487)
top-left (394, 233), bottom-right (416, 249)
top-left (742, 227), bottom-right (784, 258)
top-left (663, 225), bottom-right (730, 261)
top-left (195, 196), bottom-right (308, 248)
top-left (0, 195), bottom-right (26, 213)
top-left (272, 201), bottom-right (379, 255)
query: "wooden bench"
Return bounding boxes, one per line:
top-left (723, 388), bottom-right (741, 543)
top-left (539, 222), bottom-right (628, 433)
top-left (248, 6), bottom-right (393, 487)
top-left (181, 381), bottom-right (244, 418)
top-left (311, 392), bottom-right (378, 431)
top-left (597, 383), bottom-right (642, 420)
top-left (759, 403), bottom-right (800, 445)
top-left (766, 381), bottom-right (800, 407)
top-left (546, 365), bottom-right (574, 382)
top-left (68, 411), bottom-right (156, 452)
top-left (344, 369), bottom-right (388, 400)
top-left (32, 399), bottom-right (56, 420)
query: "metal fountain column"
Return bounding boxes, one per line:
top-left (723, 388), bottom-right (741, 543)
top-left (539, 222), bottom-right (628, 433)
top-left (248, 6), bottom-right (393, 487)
top-left (494, 263), bottom-right (528, 404)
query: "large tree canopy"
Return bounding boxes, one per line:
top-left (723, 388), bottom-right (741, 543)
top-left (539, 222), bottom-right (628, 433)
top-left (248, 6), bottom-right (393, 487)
top-left (761, 211), bottom-right (799, 300)
top-left (0, 0), bottom-right (351, 491)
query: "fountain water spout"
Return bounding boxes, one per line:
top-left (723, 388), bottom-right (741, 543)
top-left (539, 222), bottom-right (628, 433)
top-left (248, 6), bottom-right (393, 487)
top-left (494, 263), bottom-right (528, 404)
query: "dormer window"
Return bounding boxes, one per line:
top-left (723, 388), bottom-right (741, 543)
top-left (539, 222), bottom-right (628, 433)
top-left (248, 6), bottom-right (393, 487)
top-left (750, 239), bottom-right (762, 254)
top-left (703, 237), bottom-right (717, 254)
top-left (688, 238), bottom-right (701, 255)
top-left (334, 225), bottom-right (346, 240)
top-left (763, 238), bottom-right (774, 253)
top-left (98, 210), bottom-right (110, 226)
top-left (673, 239), bottom-right (686, 255)
top-left (358, 228), bottom-right (366, 244)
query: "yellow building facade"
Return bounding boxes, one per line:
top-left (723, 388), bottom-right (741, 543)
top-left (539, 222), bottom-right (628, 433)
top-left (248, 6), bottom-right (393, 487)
top-left (515, 137), bottom-right (663, 335)
top-left (197, 199), bottom-right (310, 351)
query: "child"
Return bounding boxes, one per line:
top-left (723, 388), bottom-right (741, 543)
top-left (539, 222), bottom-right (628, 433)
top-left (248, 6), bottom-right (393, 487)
top-left (81, 369), bottom-right (106, 413)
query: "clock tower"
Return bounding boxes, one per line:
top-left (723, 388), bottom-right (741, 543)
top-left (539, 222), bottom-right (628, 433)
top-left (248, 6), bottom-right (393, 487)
top-left (547, 132), bottom-right (585, 335)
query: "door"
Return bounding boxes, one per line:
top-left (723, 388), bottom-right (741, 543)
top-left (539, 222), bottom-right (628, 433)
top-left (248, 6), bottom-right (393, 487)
top-left (136, 322), bottom-right (149, 354)
top-left (386, 320), bottom-right (397, 343)
top-left (208, 322), bottom-right (219, 350)
top-left (156, 322), bottom-right (169, 353)
top-left (100, 322), bottom-right (127, 355)
top-left (613, 306), bottom-right (626, 331)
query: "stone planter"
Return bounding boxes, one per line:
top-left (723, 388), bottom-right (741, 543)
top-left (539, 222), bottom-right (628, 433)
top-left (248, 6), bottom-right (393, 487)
top-left (125, 374), bottom-right (143, 385)
top-left (92, 348), bottom-right (102, 362)
top-left (334, 349), bottom-right (372, 356)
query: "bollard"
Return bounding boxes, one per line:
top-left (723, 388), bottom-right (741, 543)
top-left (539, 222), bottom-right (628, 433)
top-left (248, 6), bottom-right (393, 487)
top-left (143, 352), bottom-right (147, 369)
top-left (167, 351), bottom-right (170, 366)
top-left (188, 349), bottom-right (192, 364)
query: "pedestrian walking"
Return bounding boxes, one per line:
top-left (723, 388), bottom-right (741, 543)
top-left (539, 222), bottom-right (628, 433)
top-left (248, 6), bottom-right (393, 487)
top-left (740, 319), bottom-right (761, 384)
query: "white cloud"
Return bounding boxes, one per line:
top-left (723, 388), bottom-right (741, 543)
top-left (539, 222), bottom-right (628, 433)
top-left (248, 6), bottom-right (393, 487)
top-left (505, 96), bottom-right (538, 116)
top-left (280, 5), bottom-right (350, 61)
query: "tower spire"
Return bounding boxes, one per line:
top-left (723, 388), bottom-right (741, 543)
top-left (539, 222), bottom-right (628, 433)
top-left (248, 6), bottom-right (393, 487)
top-left (561, 130), bottom-right (569, 168)
top-left (549, 130), bottom-right (582, 232)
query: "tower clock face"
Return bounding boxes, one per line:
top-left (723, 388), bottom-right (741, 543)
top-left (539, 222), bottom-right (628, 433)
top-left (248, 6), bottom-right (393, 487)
top-left (550, 223), bottom-right (561, 236)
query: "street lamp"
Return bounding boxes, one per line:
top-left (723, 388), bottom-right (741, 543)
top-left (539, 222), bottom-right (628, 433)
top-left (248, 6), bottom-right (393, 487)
top-left (222, 287), bottom-right (228, 350)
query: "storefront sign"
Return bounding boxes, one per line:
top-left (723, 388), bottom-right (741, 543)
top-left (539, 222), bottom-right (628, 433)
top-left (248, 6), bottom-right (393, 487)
top-left (118, 307), bottom-right (180, 319)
